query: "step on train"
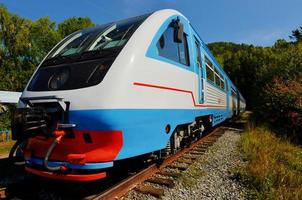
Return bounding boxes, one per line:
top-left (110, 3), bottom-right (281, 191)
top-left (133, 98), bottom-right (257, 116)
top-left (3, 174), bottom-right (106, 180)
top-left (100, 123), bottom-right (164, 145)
top-left (10, 9), bottom-right (246, 181)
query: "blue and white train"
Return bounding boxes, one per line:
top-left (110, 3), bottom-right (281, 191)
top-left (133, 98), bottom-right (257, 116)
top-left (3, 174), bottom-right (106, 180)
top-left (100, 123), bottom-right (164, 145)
top-left (11, 9), bottom-right (245, 181)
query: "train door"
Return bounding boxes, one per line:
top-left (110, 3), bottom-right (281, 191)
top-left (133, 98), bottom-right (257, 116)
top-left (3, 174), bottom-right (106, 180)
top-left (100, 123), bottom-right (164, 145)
top-left (194, 38), bottom-right (204, 104)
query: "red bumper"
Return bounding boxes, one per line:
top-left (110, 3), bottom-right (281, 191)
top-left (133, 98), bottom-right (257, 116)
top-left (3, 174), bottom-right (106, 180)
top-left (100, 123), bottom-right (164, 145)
top-left (25, 130), bottom-right (123, 163)
top-left (25, 166), bottom-right (107, 181)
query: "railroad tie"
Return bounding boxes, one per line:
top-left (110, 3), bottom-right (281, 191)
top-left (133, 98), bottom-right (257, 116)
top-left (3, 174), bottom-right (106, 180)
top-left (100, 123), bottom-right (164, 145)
top-left (195, 147), bottom-right (206, 151)
top-left (193, 148), bottom-right (207, 153)
top-left (147, 177), bottom-right (175, 188)
top-left (168, 164), bottom-right (187, 171)
top-left (177, 159), bottom-right (193, 165)
top-left (202, 141), bottom-right (215, 145)
top-left (211, 135), bottom-right (222, 139)
top-left (157, 171), bottom-right (181, 178)
top-left (224, 127), bottom-right (243, 132)
top-left (199, 144), bottom-right (212, 148)
top-left (205, 139), bottom-right (217, 143)
top-left (135, 185), bottom-right (164, 198)
top-left (196, 145), bottom-right (207, 149)
top-left (189, 151), bottom-right (203, 155)
top-left (183, 155), bottom-right (198, 160)
top-left (200, 143), bottom-right (211, 147)
top-left (213, 132), bottom-right (224, 137)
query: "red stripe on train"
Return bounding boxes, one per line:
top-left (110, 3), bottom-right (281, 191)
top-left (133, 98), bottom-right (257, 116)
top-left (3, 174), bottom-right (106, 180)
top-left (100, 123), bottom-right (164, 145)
top-left (133, 82), bottom-right (226, 108)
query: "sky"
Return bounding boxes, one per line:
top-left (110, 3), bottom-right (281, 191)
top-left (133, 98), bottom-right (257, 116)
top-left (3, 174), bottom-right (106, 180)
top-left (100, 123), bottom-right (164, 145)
top-left (1, 0), bottom-right (301, 46)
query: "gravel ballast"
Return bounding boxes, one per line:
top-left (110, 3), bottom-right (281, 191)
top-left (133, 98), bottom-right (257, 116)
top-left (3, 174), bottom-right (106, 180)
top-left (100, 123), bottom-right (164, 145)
top-left (124, 129), bottom-right (249, 200)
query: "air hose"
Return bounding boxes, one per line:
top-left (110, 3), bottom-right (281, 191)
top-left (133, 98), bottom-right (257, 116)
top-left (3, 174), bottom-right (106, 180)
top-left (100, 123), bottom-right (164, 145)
top-left (43, 131), bottom-right (67, 171)
top-left (9, 138), bottom-right (27, 165)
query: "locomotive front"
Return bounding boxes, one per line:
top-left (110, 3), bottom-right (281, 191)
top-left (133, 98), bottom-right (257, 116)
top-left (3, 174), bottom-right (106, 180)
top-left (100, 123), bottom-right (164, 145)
top-left (10, 14), bottom-right (149, 181)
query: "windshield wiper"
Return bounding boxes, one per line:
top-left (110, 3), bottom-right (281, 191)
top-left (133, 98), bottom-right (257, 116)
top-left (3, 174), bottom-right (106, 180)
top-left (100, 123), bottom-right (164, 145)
top-left (42, 54), bottom-right (81, 66)
top-left (79, 48), bottom-right (120, 60)
top-left (42, 48), bottom-right (119, 66)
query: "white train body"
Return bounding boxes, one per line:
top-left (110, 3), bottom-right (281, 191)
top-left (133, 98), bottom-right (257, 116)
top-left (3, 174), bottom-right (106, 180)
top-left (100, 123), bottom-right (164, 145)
top-left (12, 9), bottom-right (245, 181)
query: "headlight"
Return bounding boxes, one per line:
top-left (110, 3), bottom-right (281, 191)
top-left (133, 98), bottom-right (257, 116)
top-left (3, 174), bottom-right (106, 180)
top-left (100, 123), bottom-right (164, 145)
top-left (48, 68), bottom-right (70, 90)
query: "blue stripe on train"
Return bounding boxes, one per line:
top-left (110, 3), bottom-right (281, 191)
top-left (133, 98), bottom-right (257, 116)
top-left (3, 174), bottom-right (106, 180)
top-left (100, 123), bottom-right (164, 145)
top-left (27, 158), bottom-right (113, 169)
top-left (69, 108), bottom-right (230, 161)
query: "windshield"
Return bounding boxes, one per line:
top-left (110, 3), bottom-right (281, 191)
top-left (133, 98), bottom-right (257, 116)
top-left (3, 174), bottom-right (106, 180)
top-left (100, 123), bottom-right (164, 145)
top-left (46, 13), bottom-right (150, 60)
top-left (28, 13), bottom-right (151, 91)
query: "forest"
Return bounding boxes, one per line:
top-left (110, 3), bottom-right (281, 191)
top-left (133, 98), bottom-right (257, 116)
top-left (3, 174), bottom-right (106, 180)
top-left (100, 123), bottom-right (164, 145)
top-left (0, 5), bottom-right (301, 142)
top-left (208, 36), bottom-right (302, 142)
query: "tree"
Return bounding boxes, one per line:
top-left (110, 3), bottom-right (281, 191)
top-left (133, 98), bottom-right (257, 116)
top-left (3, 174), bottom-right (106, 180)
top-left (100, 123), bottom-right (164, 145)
top-left (0, 5), bottom-right (32, 67)
top-left (290, 26), bottom-right (302, 42)
top-left (209, 38), bottom-right (302, 141)
top-left (58, 17), bottom-right (94, 38)
top-left (0, 5), bottom-right (33, 91)
top-left (273, 39), bottom-right (289, 49)
top-left (0, 5), bottom-right (95, 91)
top-left (29, 17), bottom-right (61, 62)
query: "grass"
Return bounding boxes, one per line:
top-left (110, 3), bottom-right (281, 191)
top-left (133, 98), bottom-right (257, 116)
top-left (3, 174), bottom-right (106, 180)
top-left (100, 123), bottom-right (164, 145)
top-left (0, 140), bottom-right (15, 157)
top-left (0, 132), bottom-right (14, 157)
top-left (237, 124), bottom-right (302, 200)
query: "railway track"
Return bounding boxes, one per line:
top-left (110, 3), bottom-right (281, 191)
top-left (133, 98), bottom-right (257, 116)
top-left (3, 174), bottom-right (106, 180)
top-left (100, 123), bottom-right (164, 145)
top-left (85, 126), bottom-right (226, 200)
top-left (0, 124), bottom-right (242, 200)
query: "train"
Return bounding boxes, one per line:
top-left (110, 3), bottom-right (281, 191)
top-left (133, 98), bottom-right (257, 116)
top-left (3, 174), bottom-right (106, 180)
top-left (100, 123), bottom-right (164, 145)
top-left (10, 9), bottom-right (245, 181)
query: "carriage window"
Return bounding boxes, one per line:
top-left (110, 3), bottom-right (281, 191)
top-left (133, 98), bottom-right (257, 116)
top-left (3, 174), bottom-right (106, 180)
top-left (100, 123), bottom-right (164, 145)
top-left (221, 79), bottom-right (225, 89)
top-left (157, 26), bottom-right (190, 66)
top-left (214, 68), bottom-right (220, 86)
top-left (214, 68), bottom-right (226, 90)
top-left (205, 57), bottom-right (214, 82)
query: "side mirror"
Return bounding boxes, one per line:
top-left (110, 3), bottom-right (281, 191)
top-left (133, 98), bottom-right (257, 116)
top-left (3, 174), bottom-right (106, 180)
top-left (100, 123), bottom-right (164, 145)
top-left (172, 19), bottom-right (183, 43)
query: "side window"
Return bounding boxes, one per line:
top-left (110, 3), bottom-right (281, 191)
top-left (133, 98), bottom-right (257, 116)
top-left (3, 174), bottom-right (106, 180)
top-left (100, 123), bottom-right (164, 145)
top-left (195, 39), bottom-right (202, 67)
top-left (179, 34), bottom-right (190, 66)
top-left (211, 66), bottom-right (226, 90)
top-left (214, 68), bottom-right (220, 86)
top-left (157, 27), bottom-right (179, 63)
top-left (156, 26), bottom-right (190, 66)
top-left (205, 57), bottom-right (214, 82)
top-left (221, 78), bottom-right (225, 89)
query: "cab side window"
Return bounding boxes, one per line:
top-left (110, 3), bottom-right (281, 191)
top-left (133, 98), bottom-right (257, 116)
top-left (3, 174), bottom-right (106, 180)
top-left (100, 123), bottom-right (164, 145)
top-left (195, 39), bottom-right (202, 67)
top-left (156, 26), bottom-right (190, 66)
top-left (157, 27), bottom-right (179, 64)
top-left (178, 34), bottom-right (190, 66)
